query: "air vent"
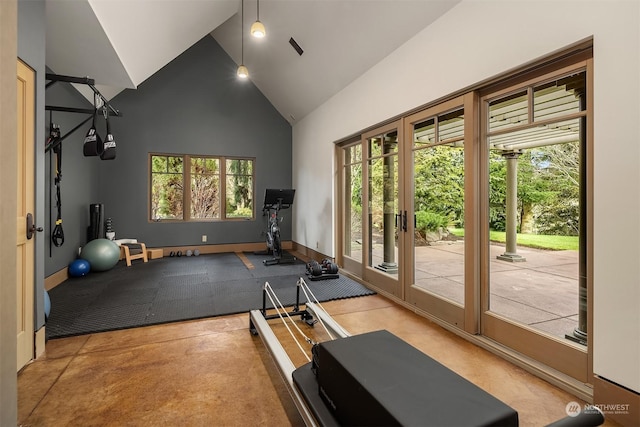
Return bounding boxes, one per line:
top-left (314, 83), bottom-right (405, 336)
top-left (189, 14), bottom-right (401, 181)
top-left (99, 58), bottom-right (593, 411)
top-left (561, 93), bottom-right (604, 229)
top-left (289, 37), bottom-right (304, 56)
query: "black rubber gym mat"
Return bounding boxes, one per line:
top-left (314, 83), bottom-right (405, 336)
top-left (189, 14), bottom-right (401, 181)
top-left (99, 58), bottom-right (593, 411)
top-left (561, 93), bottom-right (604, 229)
top-left (46, 253), bottom-right (375, 339)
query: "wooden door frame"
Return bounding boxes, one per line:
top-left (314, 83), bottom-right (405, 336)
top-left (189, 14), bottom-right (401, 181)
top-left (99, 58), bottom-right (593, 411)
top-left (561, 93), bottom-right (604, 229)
top-left (478, 59), bottom-right (592, 383)
top-left (16, 58), bottom-right (35, 371)
top-left (1, 0), bottom-right (19, 423)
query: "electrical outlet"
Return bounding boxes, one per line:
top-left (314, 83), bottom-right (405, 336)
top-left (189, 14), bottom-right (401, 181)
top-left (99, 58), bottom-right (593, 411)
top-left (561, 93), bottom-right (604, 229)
top-left (202, 235), bottom-right (207, 243)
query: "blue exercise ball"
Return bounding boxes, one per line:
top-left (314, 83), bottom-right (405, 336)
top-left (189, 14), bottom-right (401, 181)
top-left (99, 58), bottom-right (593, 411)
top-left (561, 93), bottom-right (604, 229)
top-left (68, 258), bottom-right (91, 277)
top-left (44, 290), bottom-right (51, 320)
top-left (81, 238), bottom-right (120, 272)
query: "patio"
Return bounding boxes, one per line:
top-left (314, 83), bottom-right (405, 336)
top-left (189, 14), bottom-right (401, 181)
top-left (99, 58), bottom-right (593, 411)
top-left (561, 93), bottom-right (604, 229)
top-left (414, 242), bottom-right (580, 342)
top-left (357, 239), bottom-right (582, 344)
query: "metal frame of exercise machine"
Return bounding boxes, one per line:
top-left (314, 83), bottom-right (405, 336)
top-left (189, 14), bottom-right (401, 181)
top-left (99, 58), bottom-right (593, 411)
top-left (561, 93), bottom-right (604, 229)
top-left (259, 188), bottom-right (297, 266)
top-left (249, 277), bottom-right (349, 427)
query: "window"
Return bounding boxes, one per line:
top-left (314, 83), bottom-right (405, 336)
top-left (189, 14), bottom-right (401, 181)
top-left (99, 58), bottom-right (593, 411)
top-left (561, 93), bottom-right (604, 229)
top-left (150, 154), bottom-right (254, 221)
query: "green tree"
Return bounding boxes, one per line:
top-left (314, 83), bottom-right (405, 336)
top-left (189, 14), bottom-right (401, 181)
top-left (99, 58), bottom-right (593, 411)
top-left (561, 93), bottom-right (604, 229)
top-left (517, 150), bottom-right (556, 234)
top-left (414, 145), bottom-right (464, 227)
top-left (488, 151), bottom-right (507, 231)
top-left (191, 157), bottom-right (219, 219)
top-left (226, 159), bottom-right (253, 217)
top-left (532, 142), bottom-right (580, 235)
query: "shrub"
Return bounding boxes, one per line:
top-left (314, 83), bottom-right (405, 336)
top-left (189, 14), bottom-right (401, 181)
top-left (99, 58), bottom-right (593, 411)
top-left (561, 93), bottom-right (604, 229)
top-left (415, 210), bottom-right (450, 233)
top-left (228, 207), bottom-right (253, 218)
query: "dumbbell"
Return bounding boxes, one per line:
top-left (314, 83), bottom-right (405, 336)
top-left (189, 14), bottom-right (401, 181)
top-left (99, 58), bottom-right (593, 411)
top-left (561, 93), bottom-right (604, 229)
top-left (306, 260), bottom-right (323, 276)
top-left (321, 258), bottom-right (339, 274)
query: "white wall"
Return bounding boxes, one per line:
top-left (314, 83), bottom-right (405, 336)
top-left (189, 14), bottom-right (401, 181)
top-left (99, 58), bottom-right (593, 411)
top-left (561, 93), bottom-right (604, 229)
top-left (292, 0), bottom-right (640, 393)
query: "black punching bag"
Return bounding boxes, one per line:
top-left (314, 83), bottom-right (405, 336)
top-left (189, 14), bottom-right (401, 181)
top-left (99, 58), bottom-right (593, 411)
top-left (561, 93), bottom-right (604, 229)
top-left (83, 108), bottom-right (103, 157)
top-left (87, 204), bottom-right (104, 242)
top-left (101, 109), bottom-right (116, 160)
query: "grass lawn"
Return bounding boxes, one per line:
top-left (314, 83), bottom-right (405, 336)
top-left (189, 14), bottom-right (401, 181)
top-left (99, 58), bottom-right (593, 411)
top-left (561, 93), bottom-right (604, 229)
top-left (449, 228), bottom-right (578, 251)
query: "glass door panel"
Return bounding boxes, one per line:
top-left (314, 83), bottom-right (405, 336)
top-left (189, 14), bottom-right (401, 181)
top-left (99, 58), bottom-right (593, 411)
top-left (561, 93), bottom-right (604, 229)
top-left (362, 123), bottom-right (402, 297)
top-left (340, 142), bottom-right (363, 273)
top-left (367, 132), bottom-right (398, 275)
top-left (404, 98), bottom-right (467, 327)
top-left (487, 119), bottom-right (583, 338)
top-left (412, 113), bottom-right (465, 305)
top-left (482, 69), bottom-right (589, 381)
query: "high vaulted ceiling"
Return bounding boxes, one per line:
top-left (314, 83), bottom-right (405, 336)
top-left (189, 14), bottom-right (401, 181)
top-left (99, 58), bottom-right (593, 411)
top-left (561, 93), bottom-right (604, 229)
top-left (45, 0), bottom-right (460, 123)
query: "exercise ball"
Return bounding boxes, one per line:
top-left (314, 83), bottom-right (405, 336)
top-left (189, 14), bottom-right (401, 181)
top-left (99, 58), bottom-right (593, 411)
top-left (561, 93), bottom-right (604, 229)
top-left (44, 290), bottom-right (51, 321)
top-left (69, 258), bottom-right (91, 277)
top-left (81, 238), bottom-right (120, 272)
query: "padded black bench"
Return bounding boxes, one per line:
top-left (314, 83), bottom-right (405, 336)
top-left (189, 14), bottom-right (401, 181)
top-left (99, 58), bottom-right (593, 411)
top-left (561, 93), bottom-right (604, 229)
top-left (293, 330), bottom-right (518, 426)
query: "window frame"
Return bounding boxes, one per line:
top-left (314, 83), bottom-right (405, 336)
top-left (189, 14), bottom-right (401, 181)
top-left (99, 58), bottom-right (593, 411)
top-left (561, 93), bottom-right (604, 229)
top-left (148, 153), bottom-right (255, 222)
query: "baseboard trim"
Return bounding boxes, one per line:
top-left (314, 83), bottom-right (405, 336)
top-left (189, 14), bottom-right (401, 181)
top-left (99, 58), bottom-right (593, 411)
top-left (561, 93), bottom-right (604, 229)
top-left (593, 375), bottom-right (639, 426)
top-left (44, 267), bottom-right (68, 290)
top-left (291, 242), bottom-right (331, 262)
top-left (35, 326), bottom-right (46, 359)
top-left (158, 241), bottom-right (292, 257)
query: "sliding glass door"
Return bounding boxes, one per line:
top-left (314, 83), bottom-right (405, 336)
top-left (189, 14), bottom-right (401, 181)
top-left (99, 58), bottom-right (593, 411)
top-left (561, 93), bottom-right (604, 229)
top-left (480, 63), bottom-right (591, 381)
top-left (402, 96), bottom-right (470, 327)
top-left (336, 50), bottom-right (592, 383)
top-left (361, 121), bottom-right (402, 297)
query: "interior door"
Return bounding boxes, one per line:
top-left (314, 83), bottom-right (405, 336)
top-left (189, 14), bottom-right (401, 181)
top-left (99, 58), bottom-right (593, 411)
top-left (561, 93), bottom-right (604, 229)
top-left (17, 59), bottom-right (35, 371)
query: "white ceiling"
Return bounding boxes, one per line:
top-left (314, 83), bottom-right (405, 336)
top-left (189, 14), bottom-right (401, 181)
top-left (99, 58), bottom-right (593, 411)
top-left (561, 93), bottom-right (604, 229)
top-left (45, 0), bottom-right (460, 123)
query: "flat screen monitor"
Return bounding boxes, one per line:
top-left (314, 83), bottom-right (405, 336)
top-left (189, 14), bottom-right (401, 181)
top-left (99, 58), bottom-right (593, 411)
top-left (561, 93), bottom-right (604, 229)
top-left (263, 188), bottom-right (295, 208)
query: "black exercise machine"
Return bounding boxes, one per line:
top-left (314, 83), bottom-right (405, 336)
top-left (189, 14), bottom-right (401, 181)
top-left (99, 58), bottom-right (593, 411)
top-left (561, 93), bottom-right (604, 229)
top-left (260, 188), bottom-right (297, 266)
top-left (250, 278), bottom-right (606, 427)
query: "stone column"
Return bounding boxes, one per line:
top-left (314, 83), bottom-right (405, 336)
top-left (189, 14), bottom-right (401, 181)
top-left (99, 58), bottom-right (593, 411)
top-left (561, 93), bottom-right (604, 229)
top-left (497, 150), bottom-right (526, 262)
top-left (377, 138), bottom-right (398, 273)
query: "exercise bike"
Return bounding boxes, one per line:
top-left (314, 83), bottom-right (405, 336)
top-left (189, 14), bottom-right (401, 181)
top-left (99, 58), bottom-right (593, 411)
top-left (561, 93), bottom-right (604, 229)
top-left (261, 189), bottom-right (296, 266)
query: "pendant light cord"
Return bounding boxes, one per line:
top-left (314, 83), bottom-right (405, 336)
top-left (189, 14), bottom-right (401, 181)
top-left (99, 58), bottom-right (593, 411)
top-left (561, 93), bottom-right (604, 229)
top-left (241, 0), bottom-right (244, 64)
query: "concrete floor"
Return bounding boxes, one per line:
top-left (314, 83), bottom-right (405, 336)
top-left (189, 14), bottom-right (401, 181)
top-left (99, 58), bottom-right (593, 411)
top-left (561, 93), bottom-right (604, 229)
top-left (18, 294), bottom-right (617, 426)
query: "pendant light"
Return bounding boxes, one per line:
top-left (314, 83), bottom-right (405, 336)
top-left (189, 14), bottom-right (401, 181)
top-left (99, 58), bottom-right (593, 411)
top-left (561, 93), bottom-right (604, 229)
top-left (237, 0), bottom-right (249, 79)
top-left (250, 0), bottom-right (266, 38)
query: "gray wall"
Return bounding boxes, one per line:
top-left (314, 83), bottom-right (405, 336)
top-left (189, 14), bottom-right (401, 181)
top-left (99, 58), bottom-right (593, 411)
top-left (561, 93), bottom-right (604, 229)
top-left (98, 35), bottom-right (292, 248)
top-left (44, 80), bottom-right (99, 276)
top-left (18, 0), bottom-right (45, 328)
top-left (44, 34), bottom-right (292, 277)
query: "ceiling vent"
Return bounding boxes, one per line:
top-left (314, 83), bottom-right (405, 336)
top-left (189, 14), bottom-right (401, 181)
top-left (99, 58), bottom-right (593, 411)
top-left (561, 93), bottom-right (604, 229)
top-left (289, 37), bottom-right (304, 56)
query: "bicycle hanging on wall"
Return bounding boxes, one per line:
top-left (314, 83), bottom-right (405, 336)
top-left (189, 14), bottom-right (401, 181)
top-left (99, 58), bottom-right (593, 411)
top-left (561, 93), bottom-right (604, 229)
top-left (261, 189), bottom-right (296, 266)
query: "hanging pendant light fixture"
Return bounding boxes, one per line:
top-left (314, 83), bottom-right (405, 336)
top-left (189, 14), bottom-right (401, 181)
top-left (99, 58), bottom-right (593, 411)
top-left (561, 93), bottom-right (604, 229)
top-left (237, 0), bottom-right (249, 79)
top-left (250, 0), bottom-right (265, 38)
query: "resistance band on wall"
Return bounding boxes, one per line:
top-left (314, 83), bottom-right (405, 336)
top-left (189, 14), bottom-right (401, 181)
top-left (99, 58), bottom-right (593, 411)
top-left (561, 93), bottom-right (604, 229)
top-left (50, 124), bottom-right (64, 247)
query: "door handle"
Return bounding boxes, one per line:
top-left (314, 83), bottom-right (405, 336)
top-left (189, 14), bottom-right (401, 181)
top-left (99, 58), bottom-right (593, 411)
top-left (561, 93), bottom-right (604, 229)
top-left (26, 213), bottom-right (43, 240)
top-left (402, 210), bottom-right (408, 232)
